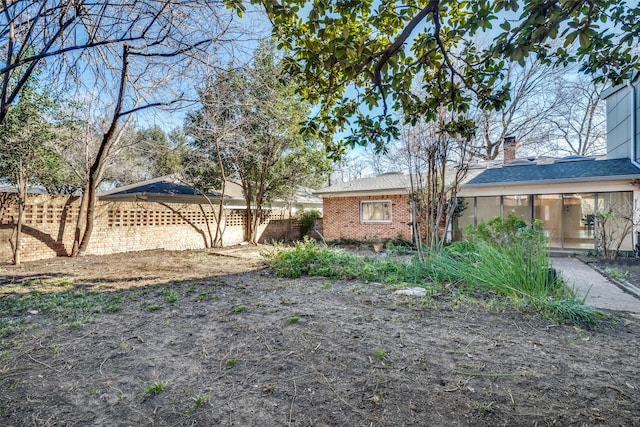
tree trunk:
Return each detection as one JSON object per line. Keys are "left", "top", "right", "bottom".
{"left": 72, "top": 44, "right": 130, "bottom": 257}
{"left": 251, "top": 205, "right": 260, "bottom": 244}
{"left": 75, "top": 173, "right": 99, "bottom": 256}
{"left": 212, "top": 141, "right": 228, "bottom": 247}
{"left": 71, "top": 189, "right": 89, "bottom": 256}
{"left": 244, "top": 203, "right": 253, "bottom": 243}
{"left": 213, "top": 186, "right": 226, "bottom": 247}
{"left": 12, "top": 176, "right": 27, "bottom": 265}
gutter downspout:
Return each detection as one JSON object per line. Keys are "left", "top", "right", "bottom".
{"left": 629, "top": 75, "right": 639, "bottom": 167}
{"left": 628, "top": 73, "right": 639, "bottom": 254}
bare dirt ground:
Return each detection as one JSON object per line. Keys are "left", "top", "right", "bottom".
{"left": 1, "top": 247, "right": 640, "bottom": 426}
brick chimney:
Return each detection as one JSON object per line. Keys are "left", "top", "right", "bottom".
{"left": 503, "top": 136, "right": 516, "bottom": 163}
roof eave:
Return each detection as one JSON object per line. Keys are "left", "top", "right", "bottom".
{"left": 315, "top": 187, "right": 411, "bottom": 197}
{"left": 602, "top": 70, "right": 640, "bottom": 99}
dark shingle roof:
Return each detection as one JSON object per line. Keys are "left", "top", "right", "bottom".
{"left": 105, "top": 180, "right": 222, "bottom": 197}
{"left": 465, "top": 158, "right": 640, "bottom": 186}
{"left": 99, "top": 176, "right": 225, "bottom": 199}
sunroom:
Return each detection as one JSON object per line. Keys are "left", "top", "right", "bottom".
{"left": 457, "top": 157, "right": 640, "bottom": 252}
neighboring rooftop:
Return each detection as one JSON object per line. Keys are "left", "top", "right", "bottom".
{"left": 315, "top": 173, "right": 411, "bottom": 195}
{"left": 98, "top": 175, "right": 322, "bottom": 208}
{"left": 99, "top": 176, "right": 227, "bottom": 199}
{"left": 465, "top": 158, "right": 640, "bottom": 186}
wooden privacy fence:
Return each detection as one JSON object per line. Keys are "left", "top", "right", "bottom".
{"left": 0, "top": 193, "right": 302, "bottom": 263}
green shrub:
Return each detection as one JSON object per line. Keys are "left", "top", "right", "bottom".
{"left": 266, "top": 238, "right": 426, "bottom": 284}
{"left": 298, "top": 209, "right": 322, "bottom": 236}
{"left": 461, "top": 213, "right": 553, "bottom": 299}
{"left": 468, "top": 212, "right": 543, "bottom": 247}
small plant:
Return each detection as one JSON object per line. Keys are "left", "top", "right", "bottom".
{"left": 533, "top": 297, "right": 602, "bottom": 325}
{"left": 196, "top": 292, "right": 208, "bottom": 302}
{"left": 233, "top": 305, "right": 247, "bottom": 313}
{"left": 321, "top": 282, "right": 332, "bottom": 290}
{"left": 475, "top": 401, "right": 495, "bottom": 417}
{"left": 144, "top": 382, "right": 167, "bottom": 396}
{"left": 584, "top": 249, "right": 602, "bottom": 257}
{"left": 604, "top": 267, "right": 629, "bottom": 280}
{"left": 350, "top": 285, "right": 366, "bottom": 295}
{"left": 0, "top": 319, "right": 24, "bottom": 338}
{"left": 226, "top": 358, "right": 237, "bottom": 367}
{"left": 287, "top": 316, "right": 300, "bottom": 324}
{"left": 374, "top": 349, "right": 386, "bottom": 359}
{"left": 146, "top": 304, "right": 162, "bottom": 312}
{"left": 106, "top": 296, "right": 123, "bottom": 313}
{"left": 193, "top": 394, "right": 210, "bottom": 407}
{"left": 50, "top": 277, "right": 75, "bottom": 287}
{"left": 106, "top": 303, "right": 122, "bottom": 313}
{"left": 67, "top": 319, "right": 84, "bottom": 329}
{"left": 163, "top": 290, "right": 178, "bottom": 304}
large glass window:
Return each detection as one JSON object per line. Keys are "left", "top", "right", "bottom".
{"left": 503, "top": 195, "right": 530, "bottom": 221}
{"left": 454, "top": 197, "right": 475, "bottom": 240}
{"left": 461, "top": 192, "right": 633, "bottom": 252}
{"left": 534, "top": 195, "right": 562, "bottom": 247}
{"left": 597, "top": 192, "right": 633, "bottom": 251}
{"left": 360, "top": 201, "right": 392, "bottom": 223}
{"left": 562, "top": 193, "right": 596, "bottom": 250}
{"left": 476, "top": 196, "right": 501, "bottom": 224}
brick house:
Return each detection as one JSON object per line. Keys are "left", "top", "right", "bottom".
{"left": 318, "top": 73, "right": 640, "bottom": 252}
{"left": 315, "top": 173, "right": 413, "bottom": 241}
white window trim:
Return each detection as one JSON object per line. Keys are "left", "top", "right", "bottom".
{"left": 360, "top": 200, "right": 393, "bottom": 223}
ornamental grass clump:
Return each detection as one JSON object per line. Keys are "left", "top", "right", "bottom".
{"left": 462, "top": 213, "right": 555, "bottom": 300}
{"left": 457, "top": 213, "right": 601, "bottom": 324}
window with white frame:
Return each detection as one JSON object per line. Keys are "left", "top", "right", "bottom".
{"left": 360, "top": 201, "right": 392, "bottom": 223}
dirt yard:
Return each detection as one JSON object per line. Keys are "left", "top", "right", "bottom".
{"left": 1, "top": 247, "right": 639, "bottom": 426}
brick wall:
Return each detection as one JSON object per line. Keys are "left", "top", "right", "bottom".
{"left": 0, "top": 194, "right": 301, "bottom": 263}
{"left": 322, "top": 194, "right": 412, "bottom": 241}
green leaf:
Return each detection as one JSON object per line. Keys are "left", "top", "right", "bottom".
{"left": 564, "top": 31, "right": 577, "bottom": 47}
{"left": 579, "top": 32, "right": 591, "bottom": 49}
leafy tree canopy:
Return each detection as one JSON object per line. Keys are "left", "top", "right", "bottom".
{"left": 0, "top": 80, "right": 61, "bottom": 189}
{"left": 136, "top": 125, "right": 187, "bottom": 178}
{"left": 226, "top": 0, "right": 639, "bottom": 156}
{"left": 186, "top": 40, "right": 331, "bottom": 242}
